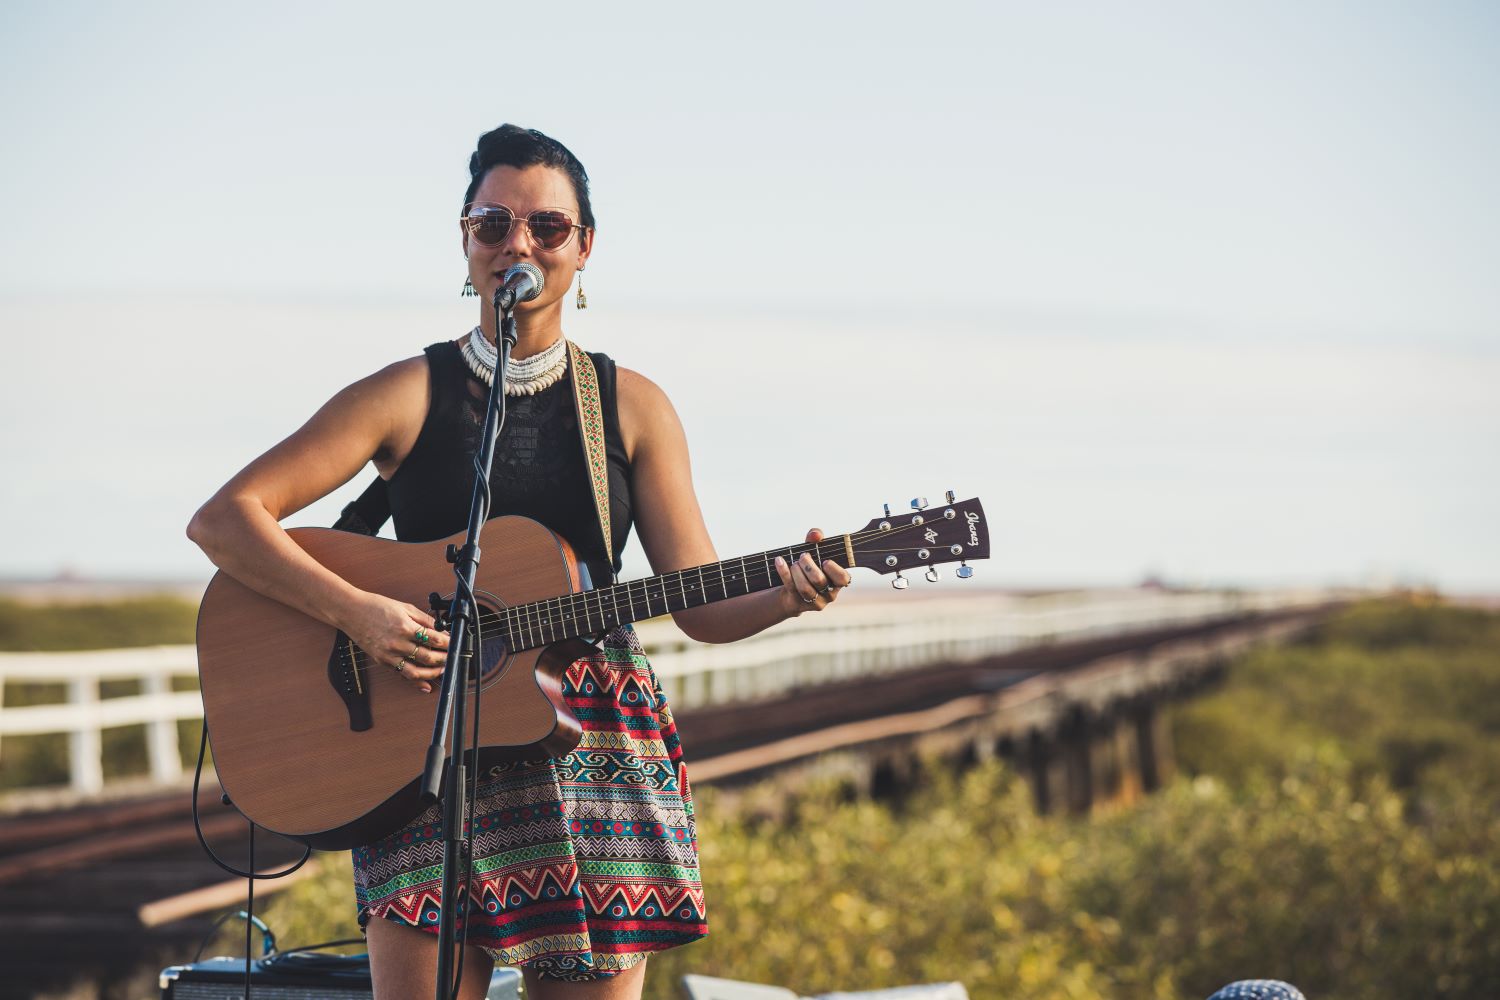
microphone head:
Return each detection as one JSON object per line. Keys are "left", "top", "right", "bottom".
{"left": 502, "top": 262, "right": 545, "bottom": 302}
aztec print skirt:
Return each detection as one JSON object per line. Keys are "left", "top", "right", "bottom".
{"left": 352, "top": 625, "right": 707, "bottom": 981}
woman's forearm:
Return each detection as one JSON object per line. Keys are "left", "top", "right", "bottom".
{"left": 669, "top": 587, "right": 797, "bottom": 644}
{"left": 187, "top": 496, "right": 367, "bottom": 628}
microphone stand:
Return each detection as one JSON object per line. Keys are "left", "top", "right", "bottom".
{"left": 424, "top": 290, "right": 516, "bottom": 1000}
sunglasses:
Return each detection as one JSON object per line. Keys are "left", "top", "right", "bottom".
{"left": 461, "top": 203, "right": 586, "bottom": 252}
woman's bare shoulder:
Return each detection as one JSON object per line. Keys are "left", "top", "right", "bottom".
{"left": 616, "top": 364, "right": 668, "bottom": 404}
{"left": 614, "top": 365, "right": 684, "bottom": 459}
{"left": 347, "top": 354, "right": 436, "bottom": 472}
{"left": 312, "top": 354, "right": 430, "bottom": 433}
{"left": 345, "top": 354, "right": 430, "bottom": 402}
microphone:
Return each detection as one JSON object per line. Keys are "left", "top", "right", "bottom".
{"left": 493, "top": 262, "right": 545, "bottom": 311}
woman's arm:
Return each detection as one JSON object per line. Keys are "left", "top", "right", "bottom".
{"left": 616, "top": 367, "right": 851, "bottom": 644}
{"left": 186, "top": 358, "right": 451, "bottom": 690}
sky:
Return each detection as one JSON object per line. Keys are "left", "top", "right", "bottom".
{"left": 1, "top": 1, "right": 1497, "bottom": 592}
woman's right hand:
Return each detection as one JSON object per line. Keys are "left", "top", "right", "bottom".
{"left": 342, "top": 592, "right": 451, "bottom": 694}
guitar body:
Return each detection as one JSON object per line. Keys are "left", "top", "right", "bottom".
{"left": 196, "top": 517, "right": 590, "bottom": 850}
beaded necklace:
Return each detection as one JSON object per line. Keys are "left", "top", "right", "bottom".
{"left": 460, "top": 327, "right": 570, "bottom": 396}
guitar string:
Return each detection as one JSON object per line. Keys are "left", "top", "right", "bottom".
{"left": 400, "top": 515, "right": 965, "bottom": 640}
{"left": 344, "top": 544, "right": 924, "bottom": 675}
{"left": 427, "top": 513, "right": 964, "bottom": 637}
{"left": 492, "top": 512, "right": 977, "bottom": 636}
{"left": 348, "top": 529, "right": 980, "bottom": 673}
{"left": 493, "top": 513, "right": 972, "bottom": 633}
{"left": 347, "top": 513, "right": 982, "bottom": 672}
{"left": 354, "top": 513, "right": 983, "bottom": 668}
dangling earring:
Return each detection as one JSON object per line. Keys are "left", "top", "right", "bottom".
{"left": 575, "top": 268, "right": 588, "bottom": 310}
{"left": 461, "top": 276, "right": 476, "bottom": 298}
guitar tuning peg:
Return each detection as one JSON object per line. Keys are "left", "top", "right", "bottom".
{"left": 945, "top": 490, "right": 956, "bottom": 504}
{"left": 910, "top": 497, "right": 928, "bottom": 510}
{"left": 883, "top": 503, "right": 891, "bottom": 518}
{"left": 892, "top": 572, "right": 910, "bottom": 590}
{"left": 925, "top": 566, "right": 940, "bottom": 583}
{"left": 956, "top": 561, "right": 974, "bottom": 580}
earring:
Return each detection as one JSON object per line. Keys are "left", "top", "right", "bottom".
{"left": 461, "top": 276, "right": 476, "bottom": 298}
{"left": 575, "top": 269, "right": 588, "bottom": 310}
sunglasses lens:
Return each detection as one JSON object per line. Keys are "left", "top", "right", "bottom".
{"left": 467, "top": 207, "right": 513, "bottom": 246}
{"left": 527, "top": 211, "right": 574, "bottom": 250}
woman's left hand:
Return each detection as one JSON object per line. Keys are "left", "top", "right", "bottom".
{"left": 774, "top": 528, "right": 854, "bottom": 618}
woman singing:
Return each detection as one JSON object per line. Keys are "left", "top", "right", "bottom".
{"left": 187, "top": 124, "right": 851, "bottom": 999}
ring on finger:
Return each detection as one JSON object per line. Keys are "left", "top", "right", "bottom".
{"left": 408, "top": 644, "right": 422, "bottom": 662}
{"left": 801, "top": 594, "right": 818, "bottom": 605}
{"left": 414, "top": 627, "right": 430, "bottom": 646}
{"left": 817, "top": 586, "right": 832, "bottom": 597}
{"left": 394, "top": 658, "right": 409, "bottom": 674}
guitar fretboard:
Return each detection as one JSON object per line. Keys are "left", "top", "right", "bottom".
{"left": 493, "top": 538, "right": 851, "bottom": 651}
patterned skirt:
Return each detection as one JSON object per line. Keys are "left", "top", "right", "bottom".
{"left": 352, "top": 625, "right": 707, "bottom": 980}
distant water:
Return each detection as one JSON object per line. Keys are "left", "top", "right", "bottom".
{"left": 1, "top": 295, "right": 1496, "bottom": 592}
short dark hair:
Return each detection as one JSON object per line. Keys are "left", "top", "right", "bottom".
{"left": 463, "top": 124, "right": 595, "bottom": 229}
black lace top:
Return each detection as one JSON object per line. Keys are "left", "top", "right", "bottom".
{"left": 386, "top": 341, "right": 633, "bottom": 583}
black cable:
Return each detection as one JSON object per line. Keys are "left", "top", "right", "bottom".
{"left": 445, "top": 610, "right": 484, "bottom": 1000}
{"left": 192, "top": 909, "right": 276, "bottom": 962}
{"left": 446, "top": 581, "right": 479, "bottom": 1000}
{"left": 447, "top": 305, "right": 510, "bottom": 1000}
{"left": 460, "top": 613, "right": 489, "bottom": 1000}
{"left": 263, "top": 938, "right": 369, "bottom": 976}
{"left": 245, "top": 822, "right": 254, "bottom": 999}
{"left": 452, "top": 428, "right": 491, "bottom": 998}
{"left": 267, "top": 936, "right": 366, "bottom": 958}
{"left": 190, "top": 722, "right": 311, "bottom": 1000}
{"left": 191, "top": 723, "right": 312, "bottom": 880}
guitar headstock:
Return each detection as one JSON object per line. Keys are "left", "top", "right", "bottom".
{"left": 847, "top": 493, "right": 990, "bottom": 588}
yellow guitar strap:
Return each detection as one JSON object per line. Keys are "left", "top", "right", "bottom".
{"left": 567, "top": 340, "right": 614, "bottom": 581}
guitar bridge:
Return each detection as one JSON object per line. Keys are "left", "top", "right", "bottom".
{"left": 327, "top": 631, "right": 373, "bottom": 732}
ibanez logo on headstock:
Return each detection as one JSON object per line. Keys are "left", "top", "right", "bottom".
{"left": 849, "top": 491, "right": 989, "bottom": 588}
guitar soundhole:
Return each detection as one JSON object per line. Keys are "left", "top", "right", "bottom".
{"left": 467, "top": 592, "right": 511, "bottom": 689}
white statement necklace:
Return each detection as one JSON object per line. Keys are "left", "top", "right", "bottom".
{"left": 461, "top": 327, "right": 569, "bottom": 396}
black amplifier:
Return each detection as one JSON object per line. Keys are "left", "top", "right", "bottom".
{"left": 159, "top": 955, "right": 523, "bottom": 999}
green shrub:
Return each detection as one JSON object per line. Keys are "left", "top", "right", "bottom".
{"left": 1175, "top": 600, "right": 1500, "bottom": 807}
{"left": 0, "top": 595, "right": 198, "bottom": 652}
{"left": 1063, "top": 756, "right": 1500, "bottom": 999}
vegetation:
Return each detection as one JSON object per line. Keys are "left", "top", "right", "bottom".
{"left": 0, "top": 595, "right": 199, "bottom": 652}
{"left": 1174, "top": 599, "right": 1500, "bottom": 809}
{"left": 162, "top": 600, "right": 1500, "bottom": 997}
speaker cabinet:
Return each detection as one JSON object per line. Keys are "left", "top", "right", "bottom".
{"left": 159, "top": 955, "right": 523, "bottom": 999}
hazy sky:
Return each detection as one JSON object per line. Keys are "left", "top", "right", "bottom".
{"left": 1, "top": 2, "right": 1497, "bottom": 591}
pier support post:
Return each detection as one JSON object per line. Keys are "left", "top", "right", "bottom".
{"left": 1135, "top": 700, "right": 1174, "bottom": 792}
{"left": 1062, "top": 710, "right": 1092, "bottom": 815}
{"left": 1024, "top": 731, "right": 1050, "bottom": 814}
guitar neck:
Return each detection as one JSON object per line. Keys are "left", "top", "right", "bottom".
{"left": 496, "top": 536, "right": 852, "bottom": 652}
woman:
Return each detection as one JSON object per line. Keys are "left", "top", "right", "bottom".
{"left": 187, "top": 124, "right": 851, "bottom": 999}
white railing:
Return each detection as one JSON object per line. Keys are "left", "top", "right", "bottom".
{"left": 0, "top": 645, "right": 202, "bottom": 795}
{"left": 639, "top": 585, "right": 1341, "bottom": 709}
{"left": 0, "top": 587, "right": 1348, "bottom": 799}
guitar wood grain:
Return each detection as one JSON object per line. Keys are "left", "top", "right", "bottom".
{"left": 196, "top": 516, "right": 585, "bottom": 847}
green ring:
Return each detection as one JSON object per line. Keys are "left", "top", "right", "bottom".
{"left": 415, "top": 627, "right": 430, "bottom": 645}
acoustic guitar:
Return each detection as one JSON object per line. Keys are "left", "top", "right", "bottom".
{"left": 196, "top": 495, "right": 990, "bottom": 849}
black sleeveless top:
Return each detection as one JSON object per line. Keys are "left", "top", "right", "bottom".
{"left": 386, "top": 342, "right": 633, "bottom": 584}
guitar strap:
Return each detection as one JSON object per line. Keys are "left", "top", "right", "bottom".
{"left": 332, "top": 471, "right": 390, "bottom": 536}
{"left": 566, "top": 340, "right": 615, "bottom": 583}
{"left": 334, "top": 342, "right": 617, "bottom": 586}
